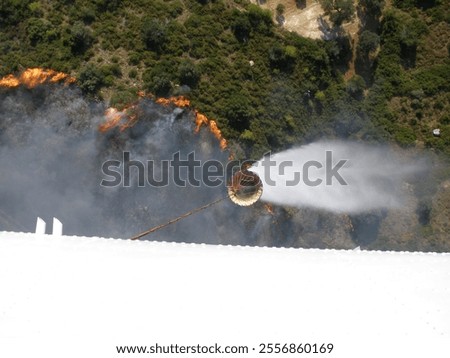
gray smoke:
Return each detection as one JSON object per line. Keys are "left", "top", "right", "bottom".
{"left": 0, "top": 85, "right": 239, "bottom": 242}
{"left": 251, "top": 141, "right": 425, "bottom": 213}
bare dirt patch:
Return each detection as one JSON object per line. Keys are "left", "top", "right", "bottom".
{"left": 251, "top": 0, "right": 359, "bottom": 40}
{"left": 251, "top": 1, "right": 361, "bottom": 79}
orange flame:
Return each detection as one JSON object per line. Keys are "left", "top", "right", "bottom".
{"left": 156, "top": 95, "right": 191, "bottom": 108}
{"left": 208, "top": 120, "right": 227, "bottom": 150}
{"left": 194, "top": 111, "right": 209, "bottom": 130}
{"left": 98, "top": 106, "right": 138, "bottom": 133}
{"left": 98, "top": 108, "right": 123, "bottom": 132}
{"left": 0, "top": 68, "right": 75, "bottom": 89}
{"left": 194, "top": 111, "right": 227, "bottom": 150}
{"left": 154, "top": 96, "right": 227, "bottom": 149}
{"left": 100, "top": 94, "right": 228, "bottom": 150}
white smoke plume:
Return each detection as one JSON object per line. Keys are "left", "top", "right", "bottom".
{"left": 251, "top": 141, "right": 425, "bottom": 213}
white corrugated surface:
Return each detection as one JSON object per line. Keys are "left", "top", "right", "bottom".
{"left": 0, "top": 231, "right": 449, "bottom": 357}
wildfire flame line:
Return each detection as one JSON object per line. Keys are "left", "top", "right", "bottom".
{"left": 155, "top": 96, "right": 191, "bottom": 108}
{"left": 98, "top": 107, "right": 138, "bottom": 133}
{"left": 100, "top": 95, "right": 228, "bottom": 150}
{"left": 0, "top": 68, "right": 227, "bottom": 150}
{"left": 0, "top": 68, "right": 75, "bottom": 89}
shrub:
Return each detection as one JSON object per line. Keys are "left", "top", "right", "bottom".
{"left": 128, "top": 52, "right": 143, "bottom": 65}
{"left": 231, "top": 11, "right": 251, "bottom": 42}
{"left": 394, "top": 125, "right": 417, "bottom": 146}
{"left": 69, "top": 21, "right": 94, "bottom": 54}
{"left": 319, "top": 0, "right": 355, "bottom": 27}
{"left": 27, "top": 18, "right": 54, "bottom": 45}
{"left": 224, "top": 94, "right": 255, "bottom": 131}
{"left": 346, "top": 75, "right": 366, "bottom": 98}
{"left": 150, "top": 74, "right": 172, "bottom": 96}
{"left": 358, "top": 31, "right": 380, "bottom": 56}
{"left": 315, "top": 91, "right": 326, "bottom": 102}
{"left": 276, "top": 4, "right": 285, "bottom": 16}
{"left": 128, "top": 68, "right": 138, "bottom": 79}
{"left": 178, "top": 60, "right": 200, "bottom": 87}
{"left": 78, "top": 65, "right": 105, "bottom": 94}
{"left": 247, "top": 4, "right": 273, "bottom": 35}
{"left": 101, "top": 63, "right": 122, "bottom": 78}
{"left": 142, "top": 18, "right": 166, "bottom": 52}
{"left": 358, "top": 0, "right": 385, "bottom": 16}
{"left": 414, "top": 64, "right": 450, "bottom": 95}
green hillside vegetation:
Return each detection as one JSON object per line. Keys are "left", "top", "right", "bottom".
{"left": 367, "top": 1, "right": 450, "bottom": 153}
{"left": 1, "top": 0, "right": 448, "bottom": 157}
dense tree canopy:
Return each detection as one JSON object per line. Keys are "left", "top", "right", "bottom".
{"left": 319, "top": 0, "right": 355, "bottom": 27}
{"left": 358, "top": 30, "right": 380, "bottom": 56}
{"left": 0, "top": 0, "right": 447, "bottom": 157}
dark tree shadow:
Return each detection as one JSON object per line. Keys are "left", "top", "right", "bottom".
{"left": 296, "top": 0, "right": 307, "bottom": 9}
{"left": 356, "top": 4, "right": 382, "bottom": 34}
{"left": 355, "top": 53, "right": 375, "bottom": 87}
{"left": 400, "top": 44, "right": 417, "bottom": 69}
{"left": 317, "top": 16, "right": 352, "bottom": 73}
{"left": 354, "top": 3, "right": 385, "bottom": 85}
